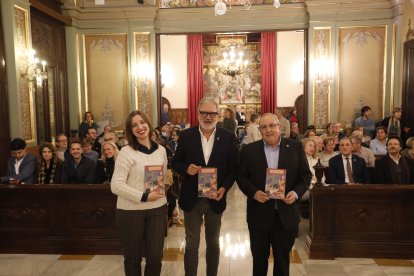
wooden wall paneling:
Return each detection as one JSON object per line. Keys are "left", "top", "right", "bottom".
{"left": 402, "top": 40, "right": 414, "bottom": 141}
{"left": 30, "top": 7, "right": 69, "bottom": 141}
{"left": 0, "top": 10, "right": 11, "bottom": 177}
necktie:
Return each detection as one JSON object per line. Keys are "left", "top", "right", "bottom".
{"left": 345, "top": 157, "right": 355, "bottom": 184}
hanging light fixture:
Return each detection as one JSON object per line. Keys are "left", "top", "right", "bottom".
{"left": 217, "top": 44, "right": 248, "bottom": 78}
{"left": 273, "top": 0, "right": 281, "bottom": 8}
{"left": 20, "top": 49, "right": 48, "bottom": 86}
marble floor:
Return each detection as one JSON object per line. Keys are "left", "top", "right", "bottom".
{"left": 1, "top": 186, "right": 414, "bottom": 276}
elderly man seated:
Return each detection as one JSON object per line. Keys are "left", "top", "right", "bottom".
{"left": 0, "top": 138, "right": 36, "bottom": 184}
{"left": 350, "top": 135, "right": 375, "bottom": 168}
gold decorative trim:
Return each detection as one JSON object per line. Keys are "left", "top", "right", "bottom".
{"left": 313, "top": 28, "right": 331, "bottom": 129}
{"left": 14, "top": 5, "right": 35, "bottom": 143}
{"left": 135, "top": 32, "right": 152, "bottom": 121}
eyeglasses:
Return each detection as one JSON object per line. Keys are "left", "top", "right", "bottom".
{"left": 259, "top": 124, "right": 279, "bottom": 130}
{"left": 199, "top": 111, "right": 218, "bottom": 119}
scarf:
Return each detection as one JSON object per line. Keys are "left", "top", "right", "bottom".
{"left": 38, "top": 158, "right": 57, "bottom": 184}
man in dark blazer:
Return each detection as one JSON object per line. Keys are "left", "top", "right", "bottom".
{"left": 0, "top": 138, "right": 36, "bottom": 184}
{"left": 374, "top": 136, "right": 414, "bottom": 184}
{"left": 171, "top": 97, "right": 237, "bottom": 276}
{"left": 235, "top": 106, "right": 246, "bottom": 126}
{"left": 327, "top": 137, "right": 370, "bottom": 184}
{"left": 61, "top": 140, "right": 96, "bottom": 184}
{"left": 237, "top": 113, "right": 311, "bottom": 276}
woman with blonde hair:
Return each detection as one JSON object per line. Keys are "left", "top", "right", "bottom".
{"left": 95, "top": 141, "right": 119, "bottom": 183}
{"left": 36, "top": 142, "right": 62, "bottom": 184}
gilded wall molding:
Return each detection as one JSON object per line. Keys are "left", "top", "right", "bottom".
{"left": 313, "top": 28, "right": 331, "bottom": 129}
{"left": 135, "top": 33, "right": 152, "bottom": 120}
{"left": 14, "top": 5, "right": 35, "bottom": 142}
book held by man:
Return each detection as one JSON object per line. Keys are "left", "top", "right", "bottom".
{"left": 198, "top": 167, "right": 217, "bottom": 198}
{"left": 144, "top": 165, "right": 164, "bottom": 193}
{"left": 265, "top": 168, "right": 286, "bottom": 199}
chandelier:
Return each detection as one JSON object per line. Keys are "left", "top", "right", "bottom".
{"left": 20, "top": 49, "right": 48, "bottom": 86}
{"left": 217, "top": 45, "right": 248, "bottom": 77}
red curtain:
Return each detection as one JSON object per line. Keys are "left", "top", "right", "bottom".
{"left": 261, "top": 32, "right": 277, "bottom": 114}
{"left": 187, "top": 35, "right": 204, "bottom": 126}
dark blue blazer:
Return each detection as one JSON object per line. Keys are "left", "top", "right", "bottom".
{"left": 327, "top": 154, "right": 370, "bottom": 184}
{"left": 237, "top": 138, "right": 312, "bottom": 230}
{"left": 171, "top": 126, "right": 238, "bottom": 214}
{"left": 3, "top": 153, "right": 37, "bottom": 184}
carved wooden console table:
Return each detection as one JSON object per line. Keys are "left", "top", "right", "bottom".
{"left": 306, "top": 184, "right": 414, "bottom": 259}
{"left": 0, "top": 184, "right": 121, "bottom": 254}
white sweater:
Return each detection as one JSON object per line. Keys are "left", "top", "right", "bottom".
{"left": 111, "top": 145, "right": 168, "bottom": 210}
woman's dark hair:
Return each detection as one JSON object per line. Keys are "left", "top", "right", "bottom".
{"left": 376, "top": 126, "right": 387, "bottom": 134}
{"left": 38, "top": 142, "right": 57, "bottom": 158}
{"left": 125, "top": 110, "right": 154, "bottom": 150}
{"left": 83, "top": 111, "right": 94, "bottom": 121}
{"left": 250, "top": 114, "right": 259, "bottom": 123}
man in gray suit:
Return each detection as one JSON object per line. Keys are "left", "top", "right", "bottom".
{"left": 0, "top": 138, "right": 36, "bottom": 184}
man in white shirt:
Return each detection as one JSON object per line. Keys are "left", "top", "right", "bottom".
{"left": 0, "top": 138, "right": 36, "bottom": 184}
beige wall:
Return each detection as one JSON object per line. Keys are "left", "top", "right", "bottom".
{"left": 160, "top": 35, "right": 188, "bottom": 108}
{"left": 277, "top": 31, "right": 305, "bottom": 107}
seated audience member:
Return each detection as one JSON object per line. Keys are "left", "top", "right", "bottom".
{"left": 320, "top": 122, "right": 333, "bottom": 139}
{"left": 380, "top": 107, "right": 410, "bottom": 138}
{"left": 161, "top": 103, "right": 171, "bottom": 126}
{"left": 350, "top": 135, "right": 375, "bottom": 167}
{"left": 103, "top": 131, "right": 122, "bottom": 150}
{"left": 275, "top": 108, "right": 290, "bottom": 138}
{"left": 81, "top": 138, "right": 98, "bottom": 163}
{"left": 300, "top": 138, "right": 319, "bottom": 202}
{"left": 246, "top": 114, "right": 262, "bottom": 143}
{"left": 0, "top": 138, "right": 36, "bottom": 184}
{"left": 168, "top": 129, "right": 180, "bottom": 155}
{"left": 319, "top": 137, "right": 338, "bottom": 167}
{"left": 327, "top": 137, "right": 370, "bottom": 184}
{"left": 374, "top": 136, "right": 414, "bottom": 184}
{"left": 78, "top": 111, "right": 99, "bottom": 141}
{"left": 61, "top": 140, "right": 96, "bottom": 184}
{"left": 352, "top": 128, "right": 371, "bottom": 147}
{"left": 331, "top": 122, "right": 346, "bottom": 151}
{"left": 36, "top": 142, "right": 62, "bottom": 184}
{"left": 312, "top": 136, "right": 324, "bottom": 157}
{"left": 98, "top": 124, "right": 112, "bottom": 144}
{"left": 235, "top": 106, "right": 246, "bottom": 126}
{"left": 95, "top": 141, "right": 119, "bottom": 184}
{"left": 290, "top": 122, "right": 304, "bottom": 141}
{"left": 370, "top": 126, "right": 388, "bottom": 156}
{"left": 401, "top": 137, "right": 414, "bottom": 160}
{"left": 55, "top": 133, "right": 70, "bottom": 161}
{"left": 160, "top": 123, "right": 172, "bottom": 142}
{"left": 222, "top": 108, "right": 237, "bottom": 133}
{"left": 286, "top": 108, "right": 298, "bottom": 123}
{"left": 304, "top": 129, "right": 316, "bottom": 138}
{"left": 86, "top": 127, "right": 101, "bottom": 158}
{"left": 353, "top": 106, "right": 376, "bottom": 139}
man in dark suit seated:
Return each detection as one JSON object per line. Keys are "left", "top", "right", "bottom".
{"left": 61, "top": 139, "right": 96, "bottom": 184}
{"left": 328, "top": 137, "right": 370, "bottom": 184}
{"left": 171, "top": 97, "right": 237, "bottom": 276}
{"left": 237, "top": 113, "right": 311, "bottom": 276}
{"left": 374, "top": 135, "right": 414, "bottom": 184}
{"left": 0, "top": 138, "right": 36, "bottom": 184}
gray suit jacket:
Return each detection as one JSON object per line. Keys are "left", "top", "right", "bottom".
{"left": 1, "top": 153, "right": 37, "bottom": 184}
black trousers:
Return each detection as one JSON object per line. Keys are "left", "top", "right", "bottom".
{"left": 249, "top": 210, "right": 297, "bottom": 276}
{"left": 116, "top": 205, "right": 167, "bottom": 276}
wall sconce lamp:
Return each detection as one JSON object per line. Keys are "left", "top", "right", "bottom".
{"left": 314, "top": 58, "right": 333, "bottom": 88}
{"left": 20, "top": 49, "right": 47, "bottom": 87}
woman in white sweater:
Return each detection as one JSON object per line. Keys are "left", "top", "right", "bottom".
{"left": 111, "top": 110, "right": 168, "bottom": 276}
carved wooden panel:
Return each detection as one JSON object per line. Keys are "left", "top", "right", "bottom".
{"left": 0, "top": 9, "right": 11, "bottom": 176}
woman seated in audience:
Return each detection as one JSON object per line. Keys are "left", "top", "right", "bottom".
{"left": 104, "top": 131, "right": 122, "bottom": 150}
{"left": 320, "top": 122, "right": 333, "bottom": 138}
{"left": 78, "top": 111, "right": 99, "bottom": 141}
{"left": 354, "top": 125, "right": 371, "bottom": 145}
{"left": 36, "top": 142, "right": 62, "bottom": 184}
{"left": 95, "top": 141, "right": 119, "bottom": 184}
{"left": 401, "top": 137, "right": 414, "bottom": 160}
{"left": 370, "top": 126, "right": 388, "bottom": 156}
{"left": 304, "top": 129, "right": 316, "bottom": 138}
{"left": 319, "top": 137, "right": 338, "bottom": 167}
{"left": 300, "top": 138, "right": 319, "bottom": 203}
{"left": 246, "top": 113, "right": 262, "bottom": 143}
{"left": 222, "top": 108, "right": 236, "bottom": 133}
{"left": 81, "top": 137, "right": 98, "bottom": 163}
